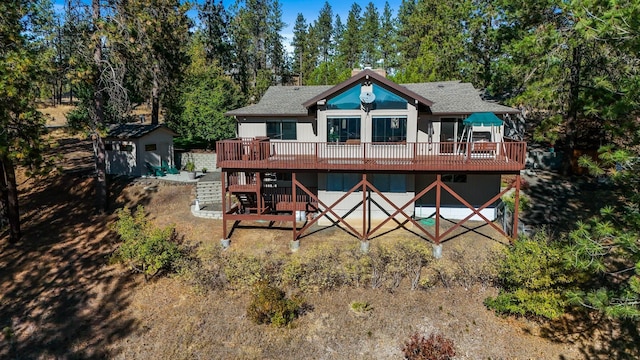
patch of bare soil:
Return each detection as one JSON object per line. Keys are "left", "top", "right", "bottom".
{"left": 1, "top": 134, "right": 637, "bottom": 359}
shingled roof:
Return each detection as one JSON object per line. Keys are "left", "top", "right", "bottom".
{"left": 226, "top": 79, "right": 518, "bottom": 117}
{"left": 403, "top": 81, "right": 518, "bottom": 115}
{"left": 226, "top": 85, "right": 333, "bottom": 117}
{"left": 106, "top": 124, "right": 177, "bottom": 139}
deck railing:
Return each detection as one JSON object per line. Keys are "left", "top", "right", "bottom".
{"left": 217, "top": 139, "right": 526, "bottom": 172}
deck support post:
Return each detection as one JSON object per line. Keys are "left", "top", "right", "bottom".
{"left": 292, "top": 172, "right": 297, "bottom": 242}
{"left": 512, "top": 174, "right": 521, "bottom": 242}
{"left": 435, "top": 174, "right": 442, "bottom": 245}
{"left": 256, "top": 171, "right": 262, "bottom": 214}
{"left": 221, "top": 171, "right": 230, "bottom": 247}
{"left": 362, "top": 173, "right": 367, "bottom": 242}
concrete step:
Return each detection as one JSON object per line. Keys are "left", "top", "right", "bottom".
{"left": 197, "top": 181, "right": 222, "bottom": 204}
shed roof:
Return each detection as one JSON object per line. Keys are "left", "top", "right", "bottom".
{"left": 106, "top": 124, "right": 177, "bottom": 139}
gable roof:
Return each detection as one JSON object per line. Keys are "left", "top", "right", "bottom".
{"left": 302, "top": 68, "right": 434, "bottom": 108}
{"left": 226, "top": 85, "right": 333, "bottom": 117}
{"left": 227, "top": 75, "right": 518, "bottom": 117}
{"left": 106, "top": 124, "right": 177, "bottom": 139}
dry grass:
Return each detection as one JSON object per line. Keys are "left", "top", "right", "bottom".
{"left": 3, "top": 133, "right": 635, "bottom": 359}
{"left": 38, "top": 103, "right": 155, "bottom": 128}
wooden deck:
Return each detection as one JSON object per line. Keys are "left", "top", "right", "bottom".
{"left": 217, "top": 140, "right": 526, "bottom": 172}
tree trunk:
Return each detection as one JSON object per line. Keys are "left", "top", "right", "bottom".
{"left": 0, "top": 155, "right": 21, "bottom": 243}
{"left": 562, "top": 45, "right": 582, "bottom": 175}
{"left": 151, "top": 63, "right": 160, "bottom": 125}
{"left": 93, "top": 0, "right": 108, "bottom": 213}
{"left": 58, "top": 79, "right": 63, "bottom": 105}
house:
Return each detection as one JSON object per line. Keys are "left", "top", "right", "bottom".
{"left": 218, "top": 69, "right": 526, "bottom": 250}
{"left": 105, "top": 123, "right": 177, "bottom": 176}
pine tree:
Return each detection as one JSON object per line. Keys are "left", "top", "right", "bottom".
{"left": 379, "top": 2, "right": 397, "bottom": 73}
{"left": 339, "top": 3, "right": 362, "bottom": 70}
{"left": 117, "top": 0, "right": 192, "bottom": 125}
{"left": 361, "top": 2, "right": 380, "bottom": 67}
{"left": 199, "top": 0, "right": 233, "bottom": 70}
{"left": 0, "top": 0, "right": 53, "bottom": 242}
{"left": 291, "top": 13, "right": 308, "bottom": 85}
{"left": 315, "top": 1, "right": 334, "bottom": 64}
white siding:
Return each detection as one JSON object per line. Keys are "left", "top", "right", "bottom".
{"left": 238, "top": 122, "right": 266, "bottom": 138}
{"left": 414, "top": 173, "right": 502, "bottom": 220}
{"left": 106, "top": 140, "right": 137, "bottom": 175}
{"left": 316, "top": 173, "right": 415, "bottom": 227}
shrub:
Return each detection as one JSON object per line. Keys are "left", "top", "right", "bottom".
{"left": 176, "top": 243, "right": 227, "bottom": 293}
{"left": 397, "top": 241, "right": 433, "bottom": 290}
{"left": 342, "top": 245, "right": 372, "bottom": 287}
{"left": 246, "top": 281, "right": 303, "bottom": 328}
{"left": 484, "top": 233, "right": 575, "bottom": 319}
{"left": 281, "top": 245, "right": 345, "bottom": 292}
{"left": 401, "top": 332, "right": 456, "bottom": 360}
{"left": 484, "top": 289, "right": 566, "bottom": 319}
{"left": 111, "top": 206, "right": 184, "bottom": 281}
{"left": 349, "top": 301, "right": 373, "bottom": 315}
{"left": 501, "top": 191, "right": 530, "bottom": 213}
{"left": 223, "top": 252, "right": 283, "bottom": 289}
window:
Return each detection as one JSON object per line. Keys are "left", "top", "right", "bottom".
{"left": 372, "top": 84, "right": 407, "bottom": 109}
{"left": 371, "top": 174, "right": 406, "bottom": 192}
{"left": 267, "top": 120, "right": 297, "bottom": 140}
{"left": 327, "top": 86, "right": 361, "bottom": 110}
{"left": 440, "top": 118, "right": 464, "bottom": 142}
{"left": 372, "top": 116, "right": 407, "bottom": 143}
{"left": 145, "top": 144, "right": 157, "bottom": 151}
{"left": 327, "top": 117, "right": 361, "bottom": 143}
{"left": 327, "top": 173, "right": 361, "bottom": 191}
{"left": 120, "top": 144, "right": 133, "bottom": 152}
{"left": 442, "top": 174, "right": 467, "bottom": 183}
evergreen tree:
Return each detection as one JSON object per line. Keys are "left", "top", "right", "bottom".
{"left": 166, "top": 35, "right": 244, "bottom": 146}
{"left": 291, "top": 13, "right": 308, "bottom": 85}
{"left": 396, "top": 0, "right": 417, "bottom": 62}
{"left": 116, "top": 0, "right": 192, "bottom": 125}
{"left": 339, "top": 3, "right": 362, "bottom": 70}
{"left": 334, "top": 14, "right": 344, "bottom": 45}
{"left": 266, "top": 0, "right": 285, "bottom": 84}
{"left": 0, "top": 0, "right": 53, "bottom": 242}
{"left": 303, "top": 19, "right": 321, "bottom": 84}
{"left": 464, "top": 0, "right": 503, "bottom": 90}
{"left": 229, "top": 0, "right": 285, "bottom": 100}
{"left": 315, "top": 1, "right": 334, "bottom": 64}
{"left": 393, "top": 1, "right": 470, "bottom": 83}
{"left": 361, "top": 2, "right": 380, "bottom": 67}
{"left": 199, "top": 0, "right": 233, "bottom": 71}
{"left": 379, "top": 2, "right": 398, "bottom": 73}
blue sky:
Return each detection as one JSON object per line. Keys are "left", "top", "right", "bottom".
{"left": 52, "top": 0, "right": 403, "bottom": 52}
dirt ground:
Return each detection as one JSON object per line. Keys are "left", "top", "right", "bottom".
{"left": 1, "top": 131, "right": 639, "bottom": 359}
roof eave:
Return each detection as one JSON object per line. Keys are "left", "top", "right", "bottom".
{"left": 430, "top": 109, "right": 520, "bottom": 116}
{"left": 302, "top": 69, "right": 434, "bottom": 108}
{"left": 228, "top": 112, "right": 309, "bottom": 118}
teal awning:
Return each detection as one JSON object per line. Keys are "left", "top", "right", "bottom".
{"left": 463, "top": 112, "right": 503, "bottom": 126}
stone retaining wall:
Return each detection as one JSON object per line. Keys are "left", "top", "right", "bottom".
{"left": 191, "top": 205, "right": 223, "bottom": 219}
{"left": 175, "top": 151, "right": 217, "bottom": 171}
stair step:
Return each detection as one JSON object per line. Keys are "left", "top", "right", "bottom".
{"left": 196, "top": 180, "right": 223, "bottom": 203}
